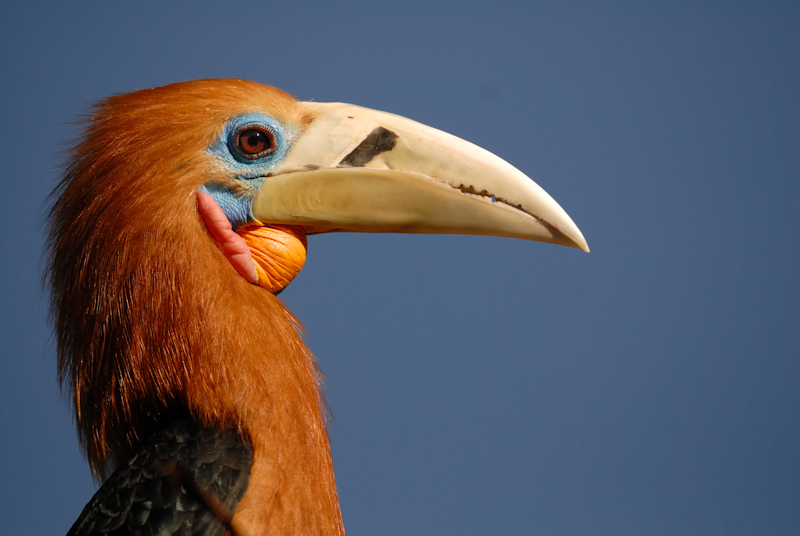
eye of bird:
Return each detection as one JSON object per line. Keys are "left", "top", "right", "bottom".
{"left": 235, "top": 126, "right": 275, "bottom": 159}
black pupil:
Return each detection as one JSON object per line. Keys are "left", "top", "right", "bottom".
{"left": 240, "top": 129, "right": 271, "bottom": 155}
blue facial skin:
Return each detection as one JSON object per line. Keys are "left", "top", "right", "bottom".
{"left": 204, "top": 113, "right": 298, "bottom": 230}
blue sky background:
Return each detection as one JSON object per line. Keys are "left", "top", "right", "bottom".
{"left": 2, "top": 2, "right": 798, "bottom": 535}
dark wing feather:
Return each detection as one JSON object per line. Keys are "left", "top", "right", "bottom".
{"left": 67, "top": 419, "right": 253, "bottom": 536}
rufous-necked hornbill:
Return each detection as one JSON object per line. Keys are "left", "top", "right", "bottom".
{"left": 47, "top": 79, "right": 588, "bottom": 536}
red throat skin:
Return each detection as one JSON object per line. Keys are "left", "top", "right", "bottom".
{"left": 197, "top": 191, "right": 259, "bottom": 283}
{"left": 197, "top": 191, "right": 308, "bottom": 294}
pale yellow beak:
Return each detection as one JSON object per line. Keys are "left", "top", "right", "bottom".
{"left": 252, "top": 102, "right": 589, "bottom": 252}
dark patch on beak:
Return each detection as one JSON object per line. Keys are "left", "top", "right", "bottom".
{"left": 338, "top": 127, "right": 398, "bottom": 167}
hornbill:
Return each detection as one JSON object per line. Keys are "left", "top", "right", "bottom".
{"left": 47, "top": 79, "right": 588, "bottom": 535}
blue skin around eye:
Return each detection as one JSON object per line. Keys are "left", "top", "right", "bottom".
{"left": 204, "top": 113, "right": 297, "bottom": 230}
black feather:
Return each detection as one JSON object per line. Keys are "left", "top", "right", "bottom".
{"left": 67, "top": 419, "right": 253, "bottom": 536}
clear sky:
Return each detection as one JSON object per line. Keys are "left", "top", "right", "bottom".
{"left": 1, "top": 2, "right": 798, "bottom": 535}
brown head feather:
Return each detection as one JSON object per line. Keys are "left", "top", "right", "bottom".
{"left": 46, "top": 79, "right": 324, "bottom": 478}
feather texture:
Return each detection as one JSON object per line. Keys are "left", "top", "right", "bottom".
{"left": 67, "top": 418, "right": 253, "bottom": 536}
{"left": 48, "top": 80, "right": 343, "bottom": 534}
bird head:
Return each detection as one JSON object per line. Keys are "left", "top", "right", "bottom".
{"left": 47, "top": 79, "right": 587, "bottom": 477}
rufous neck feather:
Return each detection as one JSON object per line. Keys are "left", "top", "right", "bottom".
{"left": 47, "top": 79, "right": 343, "bottom": 534}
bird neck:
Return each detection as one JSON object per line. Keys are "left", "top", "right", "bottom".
{"left": 183, "top": 260, "right": 344, "bottom": 535}
{"left": 212, "top": 316, "right": 344, "bottom": 535}
{"left": 233, "top": 411, "right": 344, "bottom": 535}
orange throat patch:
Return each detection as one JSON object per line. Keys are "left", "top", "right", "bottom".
{"left": 196, "top": 191, "right": 307, "bottom": 294}
{"left": 237, "top": 224, "right": 308, "bottom": 293}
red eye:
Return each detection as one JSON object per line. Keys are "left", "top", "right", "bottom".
{"left": 235, "top": 126, "right": 275, "bottom": 159}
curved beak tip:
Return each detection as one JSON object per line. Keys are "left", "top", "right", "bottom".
{"left": 564, "top": 227, "right": 590, "bottom": 253}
